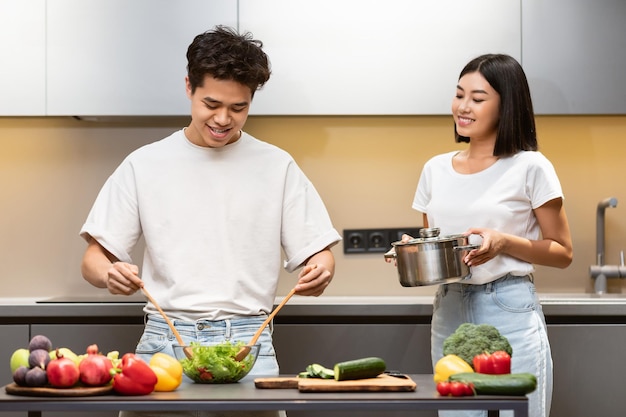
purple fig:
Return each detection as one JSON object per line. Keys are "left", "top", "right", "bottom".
{"left": 28, "top": 335, "right": 52, "bottom": 352}
{"left": 12, "top": 366, "right": 29, "bottom": 386}
{"left": 29, "top": 349, "right": 50, "bottom": 369}
{"left": 24, "top": 366, "right": 47, "bottom": 387}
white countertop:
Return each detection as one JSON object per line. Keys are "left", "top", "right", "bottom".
{"left": 1, "top": 293, "right": 626, "bottom": 306}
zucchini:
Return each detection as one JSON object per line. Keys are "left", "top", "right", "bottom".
{"left": 449, "top": 372, "right": 537, "bottom": 396}
{"left": 333, "top": 357, "right": 386, "bottom": 381}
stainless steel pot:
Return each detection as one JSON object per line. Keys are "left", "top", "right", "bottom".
{"left": 384, "top": 228, "right": 480, "bottom": 287}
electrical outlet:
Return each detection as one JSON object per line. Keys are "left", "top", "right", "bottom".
{"left": 367, "top": 230, "right": 388, "bottom": 252}
{"left": 343, "top": 227, "right": 423, "bottom": 254}
{"left": 344, "top": 230, "right": 367, "bottom": 253}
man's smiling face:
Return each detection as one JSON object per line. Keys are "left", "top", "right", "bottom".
{"left": 185, "top": 75, "right": 252, "bottom": 148}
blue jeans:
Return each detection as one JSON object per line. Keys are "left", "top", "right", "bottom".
{"left": 120, "top": 315, "right": 283, "bottom": 417}
{"left": 431, "top": 274, "right": 552, "bottom": 417}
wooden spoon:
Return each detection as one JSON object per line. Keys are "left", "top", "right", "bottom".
{"left": 141, "top": 287, "right": 193, "bottom": 359}
{"left": 234, "top": 287, "right": 297, "bottom": 362}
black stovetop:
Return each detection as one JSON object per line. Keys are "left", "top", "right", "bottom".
{"left": 36, "top": 294, "right": 146, "bottom": 303}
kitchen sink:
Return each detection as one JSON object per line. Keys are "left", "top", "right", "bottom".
{"left": 539, "top": 292, "right": 626, "bottom": 304}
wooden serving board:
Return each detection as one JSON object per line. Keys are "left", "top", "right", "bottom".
{"left": 255, "top": 374, "right": 416, "bottom": 392}
{"left": 254, "top": 376, "right": 300, "bottom": 389}
{"left": 5, "top": 383, "right": 113, "bottom": 397}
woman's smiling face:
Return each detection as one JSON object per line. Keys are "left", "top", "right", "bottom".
{"left": 185, "top": 75, "right": 252, "bottom": 148}
{"left": 452, "top": 71, "right": 501, "bottom": 142}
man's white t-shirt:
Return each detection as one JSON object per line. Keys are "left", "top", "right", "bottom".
{"left": 81, "top": 130, "right": 341, "bottom": 320}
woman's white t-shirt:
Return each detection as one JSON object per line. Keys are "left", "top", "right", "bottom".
{"left": 412, "top": 150, "right": 563, "bottom": 284}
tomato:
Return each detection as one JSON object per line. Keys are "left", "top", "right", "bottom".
{"left": 436, "top": 381, "right": 451, "bottom": 396}
{"left": 450, "top": 381, "right": 473, "bottom": 397}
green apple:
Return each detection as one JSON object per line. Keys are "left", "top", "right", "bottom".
{"left": 10, "top": 348, "right": 30, "bottom": 374}
{"left": 49, "top": 347, "right": 80, "bottom": 365}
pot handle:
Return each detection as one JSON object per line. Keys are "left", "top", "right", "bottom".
{"left": 384, "top": 248, "right": 397, "bottom": 259}
{"left": 453, "top": 244, "right": 481, "bottom": 252}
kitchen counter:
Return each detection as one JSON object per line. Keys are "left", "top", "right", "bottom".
{"left": 0, "top": 294, "right": 625, "bottom": 323}
{"left": 0, "top": 294, "right": 624, "bottom": 417}
{"left": 0, "top": 374, "right": 529, "bottom": 417}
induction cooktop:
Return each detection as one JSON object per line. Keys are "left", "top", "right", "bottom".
{"left": 36, "top": 294, "right": 146, "bottom": 303}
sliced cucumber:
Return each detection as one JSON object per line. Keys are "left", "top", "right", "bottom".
{"left": 305, "top": 363, "right": 335, "bottom": 379}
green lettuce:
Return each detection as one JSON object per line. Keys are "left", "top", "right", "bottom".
{"left": 180, "top": 341, "right": 256, "bottom": 383}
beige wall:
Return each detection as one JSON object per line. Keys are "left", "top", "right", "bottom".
{"left": 1, "top": 115, "right": 625, "bottom": 299}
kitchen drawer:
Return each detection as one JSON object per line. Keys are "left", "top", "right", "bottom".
{"left": 273, "top": 323, "right": 436, "bottom": 417}
{"left": 29, "top": 324, "right": 144, "bottom": 417}
{"left": 0, "top": 325, "right": 29, "bottom": 417}
{"left": 548, "top": 324, "right": 626, "bottom": 417}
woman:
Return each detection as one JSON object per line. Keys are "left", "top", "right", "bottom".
{"left": 411, "top": 54, "right": 572, "bottom": 417}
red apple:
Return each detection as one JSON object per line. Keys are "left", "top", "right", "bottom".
{"left": 47, "top": 349, "right": 80, "bottom": 388}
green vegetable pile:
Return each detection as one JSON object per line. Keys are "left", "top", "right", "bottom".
{"left": 442, "top": 323, "right": 513, "bottom": 367}
{"left": 179, "top": 341, "right": 256, "bottom": 383}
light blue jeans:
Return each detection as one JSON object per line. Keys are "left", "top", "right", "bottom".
{"left": 120, "top": 315, "right": 283, "bottom": 417}
{"left": 431, "top": 274, "right": 552, "bottom": 417}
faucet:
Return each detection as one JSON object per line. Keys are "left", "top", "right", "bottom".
{"left": 596, "top": 197, "right": 618, "bottom": 266}
{"left": 590, "top": 197, "right": 625, "bottom": 293}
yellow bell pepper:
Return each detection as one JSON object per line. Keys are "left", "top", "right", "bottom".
{"left": 433, "top": 354, "right": 474, "bottom": 383}
{"left": 149, "top": 352, "right": 183, "bottom": 392}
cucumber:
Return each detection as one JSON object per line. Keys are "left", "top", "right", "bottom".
{"left": 333, "top": 357, "right": 386, "bottom": 381}
{"left": 305, "top": 363, "right": 335, "bottom": 379}
{"left": 448, "top": 372, "right": 537, "bottom": 396}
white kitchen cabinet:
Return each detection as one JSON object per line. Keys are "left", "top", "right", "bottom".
{"left": 240, "top": 0, "right": 521, "bottom": 115}
{"left": 522, "top": 0, "right": 626, "bottom": 114}
{"left": 46, "top": 0, "right": 237, "bottom": 116}
{"left": 0, "top": 0, "right": 46, "bottom": 115}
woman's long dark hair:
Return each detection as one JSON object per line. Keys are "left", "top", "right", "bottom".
{"left": 455, "top": 54, "right": 538, "bottom": 156}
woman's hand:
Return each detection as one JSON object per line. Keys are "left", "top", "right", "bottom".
{"left": 462, "top": 228, "right": 505, "bottom": 266}
{"left": 464, "top": 197, "right": 573, "bottom": 269}
{"left": 384, "top": 234, "right": 413, "bottom": 264}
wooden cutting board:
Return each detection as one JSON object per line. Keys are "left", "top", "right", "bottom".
{"left": 255, "top": 374, "right": 416, "bottom": 392}
{"left": 5, "top": 383, "right": 113, "bottom": 397}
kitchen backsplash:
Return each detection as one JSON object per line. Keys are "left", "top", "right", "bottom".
{"left": 1, "top": 115, "right": 625, "bottom": 299}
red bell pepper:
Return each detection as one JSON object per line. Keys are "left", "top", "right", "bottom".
{"left": 111, "top": 353, "right": 158, "bottom": 396}
{"left": 472, "top": 350, "right": 511, "bottom": 374}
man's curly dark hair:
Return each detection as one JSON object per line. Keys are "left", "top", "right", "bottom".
{"left": 186, "top": 25, "right": 271, "bottom": 97}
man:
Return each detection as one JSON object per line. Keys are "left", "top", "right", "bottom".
{"left": 80, "top": 25, "right": 341, "bottom": 417}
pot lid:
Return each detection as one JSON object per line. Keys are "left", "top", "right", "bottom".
{"left": 395, "top": 227, "right": 465, "bottom": 245}
{"left": 419, "top": 227, "right": 440, "bottom": 238}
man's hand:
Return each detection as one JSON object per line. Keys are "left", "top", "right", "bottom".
{"left": 106, "top": 262, "right": 143, "bottom": 295}
{"left": 295, "top": 248, "right": 335, "bottom": 296}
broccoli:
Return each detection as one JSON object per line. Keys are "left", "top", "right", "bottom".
{"left": 442, "top": 323, "right": 513, "bottom": 367}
